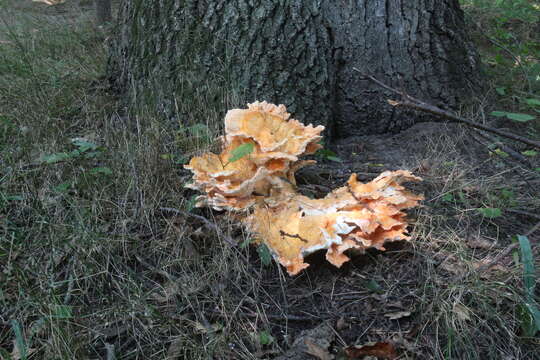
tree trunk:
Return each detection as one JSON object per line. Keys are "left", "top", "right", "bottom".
{"left": 95, "top": 0, "right": 112, "bottom": 26}
{"left": 107, "top": 0, "right": 481, "bottom": 138}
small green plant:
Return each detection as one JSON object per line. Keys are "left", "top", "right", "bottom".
{"left": 477, "top": 207, "right": 502, "bottom": 218}
{"left": 316, "top": 148, "right": 342, "bottom": 163}
{"left": 258, "top": 330, "right": 274, "bottom": 345}
{"left": 256, "top": 243, "right": 272, "bottom": 266}
{"left": 41, "top": 138, "right": 104, "bottom": 164}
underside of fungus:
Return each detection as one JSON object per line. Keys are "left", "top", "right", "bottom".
{"left": 185, "top": 101, "right": 423, "bottom": 275}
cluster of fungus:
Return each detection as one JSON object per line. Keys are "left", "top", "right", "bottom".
{"left": 185, "top": 101, "right": 423, "bottom": 275}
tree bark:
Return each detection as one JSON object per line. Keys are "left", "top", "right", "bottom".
{"left": 107, "top": 0, "right": 481, "bottom": 138}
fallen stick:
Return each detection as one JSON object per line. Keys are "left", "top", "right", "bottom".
{"left": 474, "top": 130, "right": 531, "bottom": 167}
{"left": 354, "top": 69, "right": 540, "bottom": 150}
{"left": 455, "top": 220, "right": 540, "bottom": 282}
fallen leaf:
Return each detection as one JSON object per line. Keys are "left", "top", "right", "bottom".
{"left": 345, "top": 342, "right": 398, "bottom": 359}
{"left": 472, "top": 259, "right": 508, "bottom": 276}
{"left": 150, "top": 281, "right": 180, "bottom": 303}
{"left": 439, "top": 256, "right": 466, "bottom": 275}
{"left": 166, "top": 337, "right": 184, "bottom": 360}
{"left": 193, "top": 321, "right": 223, "bottom": 334}
{"left": 304, "top": 338, "right": 333, "bottom": 360}
{"left": 336, "top": 317, "right": 348, "bottom": 330}
{"left": 467, "top": 237, "right": 495, "bottom": 249}
{"left": 453, "top": 303, "right": 471, "bottom": 322}
{"left": 384, "top": 311, "right": 411, "bottom": 320}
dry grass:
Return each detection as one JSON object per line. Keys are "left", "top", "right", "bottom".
{"left": 1, "top": 1, "right": 539, "bottom": 359}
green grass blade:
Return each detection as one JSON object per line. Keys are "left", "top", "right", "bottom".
{"left": 10, "top": 320, "right": 27, "bottom": 360}
{"left": 518, "top": 235, "right": 540, "bottom": 335}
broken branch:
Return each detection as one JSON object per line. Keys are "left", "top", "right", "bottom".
{"left": 354, "top": 69, "right": 540, "bottom": 150}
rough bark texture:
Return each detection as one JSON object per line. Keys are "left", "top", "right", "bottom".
{"left": 107, "top": 0, "right": 481, "bottom": 138}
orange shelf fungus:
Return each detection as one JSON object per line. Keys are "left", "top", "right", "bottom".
{"left": 185, "top": 101, "right": 423, "bottom": 275}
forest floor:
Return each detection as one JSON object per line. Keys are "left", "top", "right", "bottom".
{"left": 1, "top": 0, "right": 539, "bottom": 359}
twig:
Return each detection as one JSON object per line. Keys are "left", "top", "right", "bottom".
{"left": 472, "top": 243, "right": 519, "bottom": 277}
{"left": 507, "top": 209, "right": 540, "bottom": 221}
{"left": 353, "top": 69, "right": 540, "bottom": 149}
{"left": 474, "top": 131, "right": 531, "bottom": 167}
{"left": 456, "top": 220, "right": 540, "bottom": 282}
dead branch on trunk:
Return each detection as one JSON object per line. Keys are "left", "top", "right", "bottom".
{"left": 354, "top": 69, "right": 540, "bottom": 150}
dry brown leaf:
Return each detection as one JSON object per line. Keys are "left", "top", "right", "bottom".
{"left": 384, "top": 311, "right": 411, "bottom": 320}
{"left": 467, "top": 237, "right": 495, "bottom": 249}
{"left": 439, "top": 256, "right": 466, "bottom": 275}
{"left": 304, "top": 338, "right": 334, "bottom": 360}
{"left": 453, "top": 303, "right": 471, "bottom": 322}
{"left": 166, "top": 337, "right": 185, "bottom": 360}
{"left": 193, "top": 321, "right": 222, "bottom": 334}
{"left": 345, "top": 342, "right": 398, "bottom": 359}
{"left": 336, "top": 317, "right": 348, "bottom": 330}
{"left": 150, "top": 281, "right": 180, "bottom": 303}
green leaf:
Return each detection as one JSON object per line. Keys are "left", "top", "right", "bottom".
{"left": 5, "top": 195, "right": 23, "bottom": 201}
{"left": 52, "top": 305, "right": 73, "bottom": 319}
{"left": 258, "top": 331, "right": 274, "bottom": 345}
{"left": 228, "top": 143, "right": 254, "bottom": 163}
{"left": 525, "top": 98, "right": 540, "bottom": 106}
{"left": 365, "top": 279, "right": 384, "bottom": 294}
{"left": 257, "top": 244, "right": 272, "bottom": 266}
{"left": 492, "top": 148, "right": 509, "bottom": 158}
{"left": 442, "top": 193, "right": 454, "bottom": 202}
{"left": 53, "top": 182, "right": 71, "bottom": 193}
{"left": 500, "top": 188, "right": 514, "bottom": 200}
{"left": 477, "top": 207, "right": 502, "bottom": 218}
{"left": 521, "top": 150, "right": 538, "bottom": 157}
{"left": 42, "top": 152, "right": 71, "bottom": 164}
{"left": 83, "top": 151, "right": 101, "bottom": 159}
{"left": 188, "top": 123, "right": 210, "bottom": 137}
{"left": 316, "top": 148, "right": 337, "bottom": 157}
{"left": 490, "top": 111, "right": 508, "bottom": 117}
{"left": 88, "top": 167, "right": 113, "bottom": 175}
{"left": 506, "top": 113, "right": 535, "bottom": 122}
{"left": 495, "top": 87, "right": 506, "bottom": 96}
{"left": 240, "top": 237, "right": 253, "bottom": 249}
{"left": 517, "top": 304, "right": 538, "bottom": 337}
{"left": 71, "top": 139, "right": 98, "bottom": 152}
{"left": 184, "top": 195, "right": 198, "bottom": 212}
{"left": 327, "top": 155, "right": 343, "bottom": 162}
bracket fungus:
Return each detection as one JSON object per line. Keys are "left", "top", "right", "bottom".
{"left": 185, "top": 101, "right": 423, "bottom": 275}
